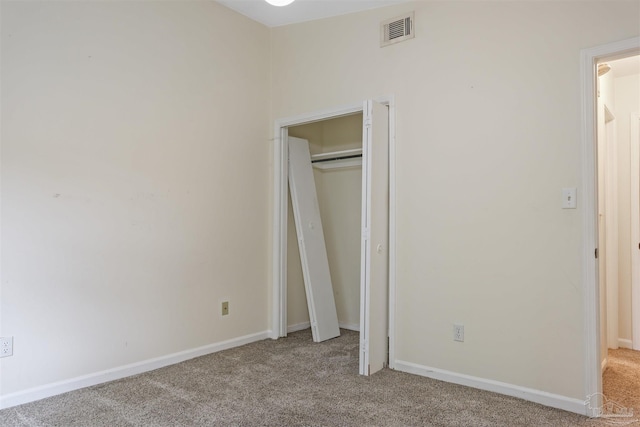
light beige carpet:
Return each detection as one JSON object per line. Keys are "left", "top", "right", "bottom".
{"left": 603, "top": 348, "right": 640, "bottom": 415}
{"left": 0, "top": 330, "right": 627, "bottom": 426}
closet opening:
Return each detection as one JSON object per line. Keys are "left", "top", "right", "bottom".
{"left": 287, "top": 113, "right": 364, "bottom": 339}
{"left": 271, "top": 99, "right": 395, "bottom": 376}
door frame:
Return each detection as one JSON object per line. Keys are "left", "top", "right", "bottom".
{"left": 580, "top": 37, "right": 640, "bottom": 416}
{"left": 631, "top": 112, "right": 640, "bottom": 350}
{"left": 270, "top": 96, "right": 397, "bottom": 369}
{"left": 603, "top": 106, "right": 618, "bottom": 350}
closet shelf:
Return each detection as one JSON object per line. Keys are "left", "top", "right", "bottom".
{"left": 310, "top": 148, "right": 362, "bottom": 162}
{"left": 312, "top": 158, "right": 362, "bottom": 170}
{"left": 310, "top": 148, "right": 363, "bottom": 170}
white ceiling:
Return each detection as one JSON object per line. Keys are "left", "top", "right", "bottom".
{"left": 608, "top": 55, "right": 640, "bottom": 78}
{"left": 216, "top": 0, "right": 411, "bottom": 27}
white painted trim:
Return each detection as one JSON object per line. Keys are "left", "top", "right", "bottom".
{"left": 580, "top": 42, "right": 603, "bottom": 414}
{"left": 359, "top": 100, "right": 372, "bottom": 376}
{"left": 271, "top": 96, "right": 396, "bottom": 368}
{"left": 272, "top": 124, "right": 289, "bottom": 339}
{"left": 276, "top": 103, "right": 363, "bottom": 129}
{"left": 580, "top": 37, "right": 640, "bottom": 415}
{"left": 601, "top": 357, "right": 608, "bottom": 374}
{"left": 387, "top": 96, "right": 397, "bottom": 370}
{"left": 631, "top": 112, "right": 640, "bottom": 351}
{"left": 618, "top": 338, "right": 633, "bottom": 349}
{"left": 0, "top": 330, "right": 271, "bottom": 410}
{"left": 395, "top": 360, "right": 587, "bottom": 416}
{"left": 604, "top": 106, "right": 619, "bottom": 350}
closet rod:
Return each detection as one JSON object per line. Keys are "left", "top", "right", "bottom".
{"left": 310, "top": 148, "right": 363, "bottom": 163}
{"left": 312, "top": 154, "right": 362, "bottom": 164}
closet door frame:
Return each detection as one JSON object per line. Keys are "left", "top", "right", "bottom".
{"left": 271, "top": 96, "right": 397, "bottom": 370}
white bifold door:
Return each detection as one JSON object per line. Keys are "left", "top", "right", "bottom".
{"left": 359, "top": 100, "right": 389, "bottom": 376}
{"left": 288, "top": 137, "right": 341, "bottom": 342}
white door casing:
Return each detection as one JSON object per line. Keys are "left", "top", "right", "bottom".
{"left": 603, "top": 106, "right": 619, "bottom": 350}
{"left": 580, "top": 36, "right": 640, "bottom": 416}
{"left": 631, "top": 112, "right": 640, "bottom": 351}
{"left": 271, "top": 97, "right": 396, "bottom": 373}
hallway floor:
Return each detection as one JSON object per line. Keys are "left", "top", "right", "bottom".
{"left": 603, "top": 348, "right": 640, "bottom": 415}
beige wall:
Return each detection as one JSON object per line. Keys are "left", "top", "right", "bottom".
{"left": 271, "top": 1, "right": 639, "bottom": 399}
{"left": 1, "top": 1, "right": 271, "bottom": 395}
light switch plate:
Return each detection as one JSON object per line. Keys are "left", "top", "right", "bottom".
{"left": 562, "top": 188, "right": 577, "bottom": 209}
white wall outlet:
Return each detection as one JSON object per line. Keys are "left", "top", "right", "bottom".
{"left": 453, "top": 324, "right": 464, "bottom": 342}
{"left": 0, "top": 336, "right": 13, "bottom": 357}
{"left": 221, "top": 301, "right": 229, "bottom": 316}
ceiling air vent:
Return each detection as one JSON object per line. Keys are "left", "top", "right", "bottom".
{"left": 381, "top": 12, "right": 414, "bottom": 47}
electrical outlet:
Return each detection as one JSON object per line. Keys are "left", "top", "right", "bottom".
{"left": 0, "top": 336, "right": 13, "bottom": 358}
{"left": 453, "top": 324, "right": 464, "bottom": 342}
{"left": 221, "top": 301, "right": 229, "bottom": 316}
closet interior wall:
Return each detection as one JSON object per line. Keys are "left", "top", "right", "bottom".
{"left": 287, "top": 113, "right": 364, "bottom": 332}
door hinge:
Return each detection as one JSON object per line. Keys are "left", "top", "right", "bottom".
{"left": 595, "top": 248, "right": 599, "bottom": 259}
{"left": 360, "top": 339, "right": 368, "bottom": 354}
{"left": 362, "top": 228, "right": 370, "bottom": 239}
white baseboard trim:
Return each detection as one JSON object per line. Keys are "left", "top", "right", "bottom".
{"left": 618, "top": 338, "right": 633, "bottom": 349}
{"left": 602, "top": 357, "right": 608, "bottom": 373}
{"left": 339, "top": 322, "right": 360, "bottom": 332}
{"left": 394, "top": 360, "right": 587, "bottom": 416}
{"left": 0, "top": 330, "right": 271, "bottom": 410}
{"left": 287, "top": 322, "right": 311, "bottom": 333}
